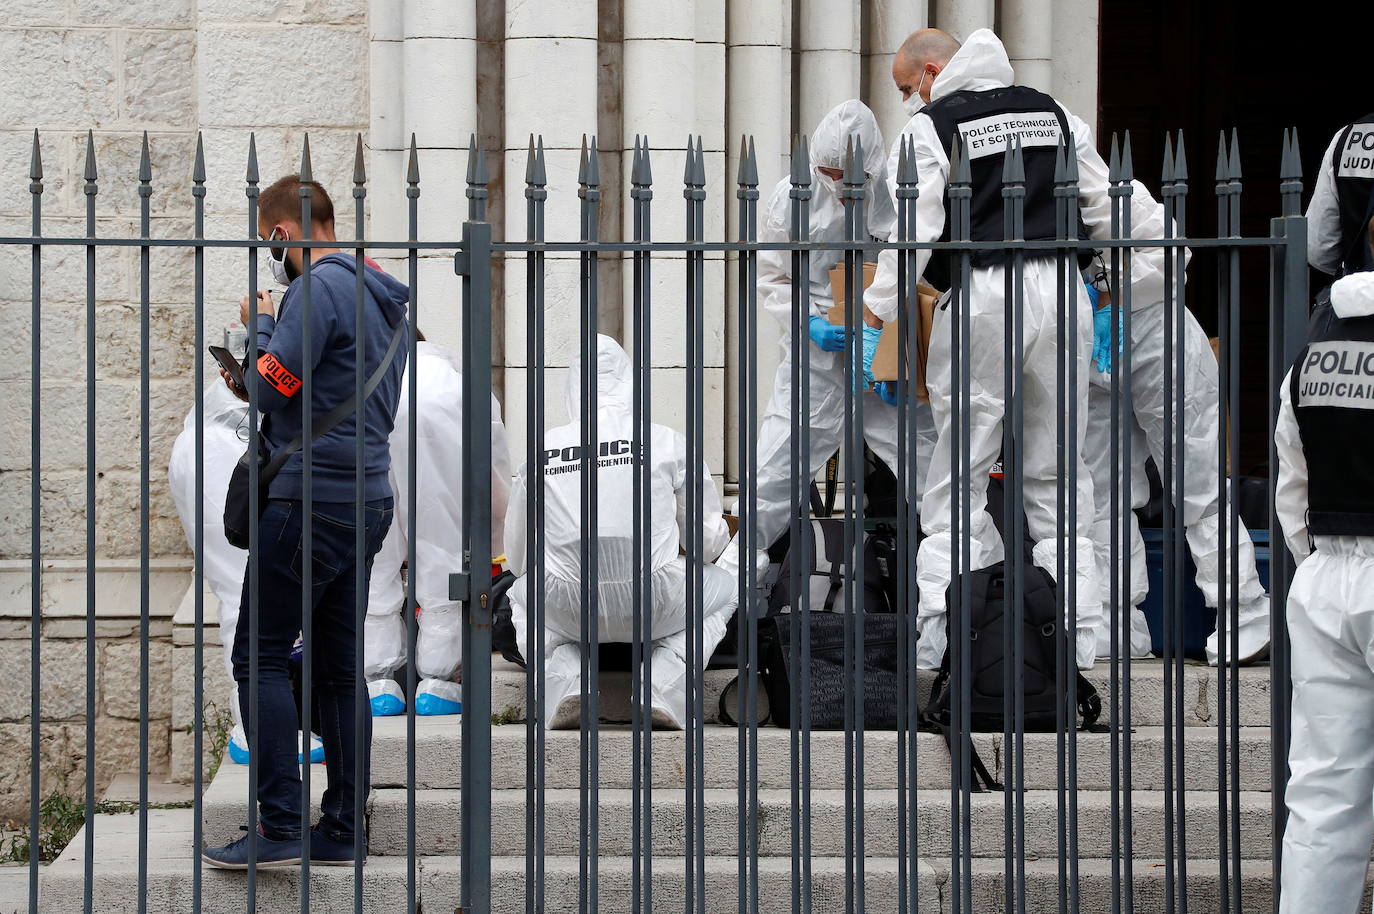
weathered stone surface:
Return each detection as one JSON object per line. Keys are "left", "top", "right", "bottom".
{"left": 0, "top": 722, "right": 89, "bottom": 821}
{"left": 122, "top": 33, "right": 196, "bottom": 128}
{"left": 0, "top": 130, "right": 71, "bottom": 218}
{"left": 197, "top": 26, "right": 368, "bottom": 129}
{"left": 0, "top": 216, "right": 136, "bottom": 304}
{"left": 70, "top": 133, "right": 198, "bottom": 218}
{"left": 170, "top": 642, "right": 234, "bottom": 729}
{"left": 0, "top": 469, "right": 186, "bottom": 561}
{"left": 0, "top": 638, "right": 90, "bottom": 722}
{"left": 0, "top": 31, "right": 117, "bottom": 128}
{"left": 198, "top": 0, "right": 365, "bottom": 24}
{"left": 71, "top": 0, "right": 194, "bottom": 27}
{"left": 100, "top": 640, "right": 172, "bottom": 721}
{"left": 4, "top": 0, "right": 69, "bottom": 26}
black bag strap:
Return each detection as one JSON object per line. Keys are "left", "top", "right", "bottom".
{"left": 261, "top": 318, "right": 406, "bottom": 478}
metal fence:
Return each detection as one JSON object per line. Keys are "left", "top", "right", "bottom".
{"left": 8, "top": 121, "right": 1311, "bottom": 914}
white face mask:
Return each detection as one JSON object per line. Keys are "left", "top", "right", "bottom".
{"left": 902, "top": 69, "right": 931, "bottom": 117}
{"left": 266, "top": 228, "right": 291, "bottom": 286}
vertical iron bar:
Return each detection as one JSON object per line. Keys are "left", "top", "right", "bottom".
{"left": 1172, "top": 133, "right": 1191, "bottom": 914}
{"left": 1117, "top": 134, "right": 1138, "bottom": 914}
{"left": 297, "top": 137, "right": 315, "bottom": 911}
{"left": 524, "top": 135, "right": 549, "bottom": 914}
{"left": 1053, "top": 133, "right": 1074, "bottom": 914}
{"left": 26, "top": 129, "right": 42, "bottom": 914}
{"left": 1227, "top": 131, "right": 1244, "bottom": 914}
{"left": 137, "top": 133, "right": 152, "bottom": 914}
{"left": 350, "top": 135, "right": 368, "bottom": 914}
{"left": 405, "top": 135, "right": 420, "bottom": 914}
{"left": 82, "top": 131, "right": 98, "bottom": 914}
{"left": 633, "top": 135, "right": 655, "bottom": 914}
{"left": 244, "top": 135, "right": 261, "bottom": 912}
{"left": 191, "top": 133, "right": 206, "bottom": 914}
{"left": 462, "top": 138, "right": 495, "bottom": 914}
{"left": 1000, "top": 136, "right": 1018, "bottom": 914}
{"left": 1160, "top": 134, "right": 1179, "bottom": 914}
{"left": 1213, "top": 132, "right": 1232, "bottom": 914}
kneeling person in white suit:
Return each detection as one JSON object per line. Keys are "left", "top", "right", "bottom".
{"left": 364, "top": 335, "right": 512, "bottom": 716}
{"left": 505, "top": 335, "right": 738, "bottom": 730}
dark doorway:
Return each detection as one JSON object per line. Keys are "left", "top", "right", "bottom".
{"left": 1099, "top": 0, "right": 1374, "bottom": 474}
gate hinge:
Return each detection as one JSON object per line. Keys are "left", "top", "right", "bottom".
{"left": 454, "top": 251, "right": 469, "bottom": 276}
{"left": 448, "top": 572, "right": 469, "bottom": 602}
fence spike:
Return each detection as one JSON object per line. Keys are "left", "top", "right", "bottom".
{"left": 587, "top": 136, "right": 600, "bottom": 187}
{"left": 29, "top": 129, "right": 42, "bottom": 181}
{"left": 1108, "top": 133, "right": 1122, "bottom": 184}
{"left": 1162, "top": 133, "right": 1175, "bottom": 185}
{"left": 1216, "top": 130, "right": 1230, "bottom": 184}
{"left": 407, "top": 134, "right": 420, "bottom": 185}
{"left": 1054, "top": 134, "right": 1067, "bottom": 184}
{"left": 951, "top": 134, "right": 971, "bottom": 185}
{"left": 1174, "top": 129, "right": 1188, "bottom": 181}
{"left": 246, "top": 133, "right": 259, "bottom": 185}
{"left": 85, "top": 130, "right": 99, "bottom": 182}
{"left": 534, "top": 136, "right": 547, "bottom": 186}
{"left": 580, "top": 135, "right": 592, "bottom": 186}
{"left": 298, "top": 133, "right": 312, "bottom": 183}
{"left": 1229, "top": 127, "right": 1242, "bottom": 181}
{"left": 746, "top": 136, "right": 758, "bottom": 187}
{"left": 1120, "top": 130, "right": 1134, "bottom": 182}
{"left": 466, "top": 133, "right": 488, "bottom": 187}
{"left": 138, "top": 131, "right": 152, "bottom": 183}
{"left": 843, "top": 135, "right": 862, "bottom": 186}
{"left": 1281, "top": 127, "right": 1302, "bottom": 181}
{"left": 526, "top": 135, "right": 539, "bottom": 185}
{"left": 695, "top": 136, "right": 707, "bottom": 187}
{"left": 353, "top": 134, "right": 366, "bottom": 186}
{"left": 639, "top": 136, "right": 653, "bottom": 186}
{"left": 1003, "top": 135, "right": 1025, "bottom": 184}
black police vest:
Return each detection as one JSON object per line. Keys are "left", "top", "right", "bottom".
{"left": 1290, "top": 294, "right": 1374, "bottom": 536}
{"left": 1330, "top": 112, "right": 1374, "bottom": 275}
{"left": 921, "top": 85, "right": 1091, "bottom": 291}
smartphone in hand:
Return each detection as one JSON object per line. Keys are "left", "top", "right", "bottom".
{"left": 208, "top": 345, "right": 247, "bottom": 394}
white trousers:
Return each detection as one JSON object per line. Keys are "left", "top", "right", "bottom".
{"left": 916, "top": 260, "right": 1103, "bottom": 670}
{"left": 752, "top": 349, "right": 937, "bottom": 551}
{"left": 512, "top": 557, "right": 738, "bottom": 729}
{"left": 1084, "top": 302, "right": 1267, "bottom": 654}
{"left": 1280, "top": 537, "right": 1374, "bottom": 913}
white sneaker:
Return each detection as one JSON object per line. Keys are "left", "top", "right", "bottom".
{"left": 1206, "top": 598, "right": 1271, "bottom": 666}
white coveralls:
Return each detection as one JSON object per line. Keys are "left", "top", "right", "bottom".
{"left": 750, "top": 99, "right": 937, "bottom": 556}
{"left": 1083, "top": 286, "right": 1270, "bottom": 664}
{"left": 864, "top": 30, "right": 1132, "bottom": 671}
{"left": 505, "top": 335, "right": 737, "bottom": 729}
{"left": 168, "top": 383, "right": 251, "bottom": 750}
{"left": 1276, "top": 272, "right": 1374, "bottom": 913}
{"left": 364, "top": 340, "right": 512, "bottom": 715}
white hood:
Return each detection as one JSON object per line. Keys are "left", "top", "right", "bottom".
{"left": 810, "top": 99, "right": 888, "bottom": 179}
{"left": 930, "top": 28, "right": 1015, "bottom": 101}
{"left": 565, "top": 333, "right": 635, "bottom": 417}
{"left": 1331, "top": 272, "right": 1374, "bottom": 319}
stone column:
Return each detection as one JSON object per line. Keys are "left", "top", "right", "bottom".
{"left": 864, "top": 0, "right": 927, "bottom": 145}
{"left": 501, "top": 0, "right": 600, "bottom": 463}
{"left": 934, "top": 0, "right": 994, "bottom": 42}
{"left": 796, "top": 0, "right": 862, "bottom": 138}
{"left": 1004, "top": 0, "right": 1054, "bottom": 91}
{"left": 725, "top": 0, "right": 791, "bottom": 479}
{"left": 1051, "top": 0, "right": 1100, "bottom": 128}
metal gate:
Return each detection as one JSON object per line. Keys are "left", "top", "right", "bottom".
{"left": 7, "top": 123, "right": 1310, "bottom": 913}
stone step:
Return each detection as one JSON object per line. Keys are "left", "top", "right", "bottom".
{"left": 370, "top": 716, "right": 1275, "bottom": 793}
{"left": 481, "top": 656, "right": 1274, "bottom": 729}
{"left": 42, "top": 809, "right": 1320, "bottom": 914}
{"left": 359, "top": 786, "right": 1275, "bottom": 860}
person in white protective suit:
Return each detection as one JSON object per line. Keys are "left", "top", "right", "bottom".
{"left": 1306, "top": 111, "right": 1374, "bottom": 278}
{"left": 1082, "top": 265, "right": 1270, "bottom": 664}
{"left": 167, "top": 382, "right": 323, "bottom": 764}
{"left": 505, "top": 335, "right": 737, "bottom": 730}
{"left": 364, "top": 336, "right": 512, "bottom": 716}
{"left": 866, "top": 28, "right": 1147, "bottom": 671}
{"left": 744, "top": 99, "right": 937, "bottom": 567}
{"left": 1275, "top": 269, "right": 1374, "bottom": 913}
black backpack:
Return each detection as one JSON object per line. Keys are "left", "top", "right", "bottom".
{"left": 920, "top": 560, "right": 1102, "bottom": 791}
{"left": 765, "top": 518, "right": 898, "bottom": 616}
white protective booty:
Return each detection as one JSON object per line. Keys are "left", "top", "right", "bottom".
{"left": 414, "top": 678, "right": 462, "bottom": 716}
{"left": 368, "top": 679, "right": 406, "bottom": 717}
{"left": 1095, "top": 607, "right": 1155, "bottom": 661}
{"left": 1205, "top": 596, "right": 1271, "bottom": 666}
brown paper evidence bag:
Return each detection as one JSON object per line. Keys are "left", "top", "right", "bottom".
{"left": 825, "top": 261, "right": 942, "bottom": 402}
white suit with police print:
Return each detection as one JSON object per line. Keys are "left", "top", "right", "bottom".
{"left": 505, "top": 335, "right": 737, "bottom": 730}
{"left": 364, "top": 340, "right": 512, "bottom": 716}
{"left": 863, "top": 29, "right": 1115, "bottom": 671}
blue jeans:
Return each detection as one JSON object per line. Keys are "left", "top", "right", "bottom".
{"left": 232, "top": 497, "right": 393, "bottom": 842}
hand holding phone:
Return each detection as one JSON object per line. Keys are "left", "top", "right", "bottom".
{"left": 209, "top": 345, "right": 247, "bottom": 398}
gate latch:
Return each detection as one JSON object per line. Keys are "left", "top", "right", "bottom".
{"left": 448, "top": 572, "right": 470, "bottom": 602}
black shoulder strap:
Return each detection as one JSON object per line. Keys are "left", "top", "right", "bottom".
{"left": 262, "top": 318, "right": 406, "bottom": 478}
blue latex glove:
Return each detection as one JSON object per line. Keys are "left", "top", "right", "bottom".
{"left": 875, "top": 380, "right": 902, "bottom": 406}
{"left": 808, "top": 315, "right": 846, "bottom": 352}
{"left": 859, "top": 325, "right": 882, "bottom": 389}
{"left": 1091, "top": 303, "right": 1126, "bottom": 373}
